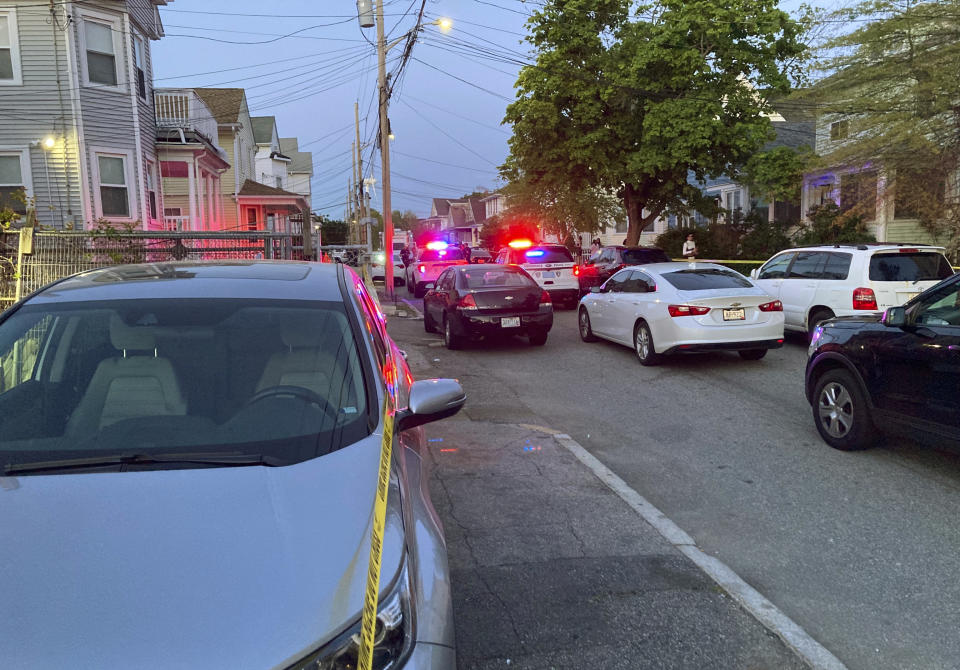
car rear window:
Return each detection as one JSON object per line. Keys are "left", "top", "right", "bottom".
{"left": 622, "top": 248, "right": 671, "bottom": 265}
{"left": 461, "top": 268, "right": 534, "bottom": 289}
{"left": 869, "top": 252, "right": 954, "bottom": 282}
{"left": 419, "top": 248, "right": 465, "bottom": 262}
{"left": 662, "top": 268, "right": 753, "bottom": 290}
{"left": 521, "top": 247, "right": 573, "bottom": 264}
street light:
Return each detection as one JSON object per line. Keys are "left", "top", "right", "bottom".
{"left": 358, "top": 1, "right": 451, "bottom": 300}
{"left": 42, "top": 136, "right": 55, "bottom": 150}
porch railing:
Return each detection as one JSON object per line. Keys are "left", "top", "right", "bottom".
{"left": 154, "top": 89, "right": 222, "bottom": 151}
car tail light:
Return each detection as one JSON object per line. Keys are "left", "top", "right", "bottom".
{"left": 668, "top": 304, "right": 710, "bottom": 317}
{"left": 898, "top": 248, "right": 918, "bottom": 253}
{"left": 459, "top": 293, "right": 477, "bottom": 310}
{"left": 573, "top": 265, "right": 580, "bottom": 277}
{"left": 418, "top": 264, "right": 426, "bottom": 273}
{"left": 853, "top": 287, "right": 878, "bottom": 310}
{"left": 540, "top": 290, "right": 552, "bottom": 305}
{"left": 759, "top": 300, "right": 783, "bottom": 312}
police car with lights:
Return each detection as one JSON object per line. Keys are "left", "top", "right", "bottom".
{"left": 406, "top": 241, "right": 469, "bottom": 298}
{"left": 495, "top": 240, "right": 580, "bottom": 308}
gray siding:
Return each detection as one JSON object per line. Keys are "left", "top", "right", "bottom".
{"left": 0, "top": 3, "right": 83, "bottom": 228}
{"left": 126, "top": 0, "right": 161, "bottom": 40}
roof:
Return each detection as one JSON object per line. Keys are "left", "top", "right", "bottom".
{"left": 470, "top": 199, "right": 486, "bottom": 225}
{"left": 237, "top": 179, "right": 307, "bottom": 200}
{"left": 251, "top": 116, "right": 276, "bottom": 144}
{"left": 29, "top": 262, "right": 344, "bottom": 304}
{"left": 765, "top": 121, "right": 816, "bottom": 151}
{"left": 432, "top": 198, "right": 455, "bottom": 216}
{"left": 279, "top": 138, "right": 313, "bottom": 175}
{"left": 193, "top": 88, "right": 246, "bottom": 124}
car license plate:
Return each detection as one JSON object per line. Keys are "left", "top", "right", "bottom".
{"left": 898, "top": 292, "right": 920, "bottom": 303}
{"left": 541, "top": 271, "right": 556, "bottom": 278}
{"left": 723, "top": 308, "right": 745, "bottom": 321}
{"left": 501, "top": 317, "right": 520, "bottom": 328}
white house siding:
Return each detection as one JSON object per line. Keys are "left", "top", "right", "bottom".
{"left": 286, "top": 171, "right": 311, "bottom": 207}
{"left": 0, "top": 3, "right": 84, "bottom": 228}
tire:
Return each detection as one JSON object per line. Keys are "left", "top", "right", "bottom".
{"left": 414, "top": 282, "right": 426, "bottom": 299}
{"left": 812, "top": 369, "right": 877, "bottom": 450}
{"left": 528, "top": 329, "right": 548, "bottom": 346}
{"left": 443, "top": 316, "right": 462, "bottom": 350}
{"left": 407, "top": 276, "right": 415, "bottom": 295}
{"left": 634, "top": 322, "right": 661, "bottom": 366}
{"left": 808, "top": 308, "right": 835, "bottom": 338}
{"left": 424, "top": 308, "right": 437, "bottom": 333}
{"left": 578, "top": 307, "right": 598, "bottom": 342}
{"left": 738, "top": 349, "right": 767, "bottom": 361}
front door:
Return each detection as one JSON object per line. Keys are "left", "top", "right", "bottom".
{"left": 874, "top": 278, "right": 960, "bottom": 436}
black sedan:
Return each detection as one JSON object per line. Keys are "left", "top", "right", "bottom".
{"left": 423, "top": 265, "right": 553, "bottom": 349}
{"left": 578, "top": 245, "right": 672, "bottom": 295}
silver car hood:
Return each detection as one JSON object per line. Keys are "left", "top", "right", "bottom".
{"left": 0, "top": 434, "right": 406, "bottom": 670}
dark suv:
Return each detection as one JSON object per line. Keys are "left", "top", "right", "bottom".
{"left": 805, "top": 272, "right": 960, "bottom": 451}
{"left": 578, "top": 246, "right": 671, "bottom": 295}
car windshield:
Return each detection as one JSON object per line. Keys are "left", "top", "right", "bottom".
{"left": 869, "top": 252, "right": 954, "bottom": 282}
{"left": 622, "top": 248, "right": 671, "bottom": 265}
{"left": 461, "top": 267, "right": 534, "bottom": 289}
{"left": 662, "top": 268, "right": 753, "bottom": 290}
{"left": 0, "top": 299, "right": 371, "bottom": 473}
{"left": 419, "top": 248, "right": 465, "bottom": 262}
{"left": 520, "top": 247, "right": 572, "bottom": 264}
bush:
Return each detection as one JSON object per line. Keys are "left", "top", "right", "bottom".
{"left": 793, "top": 203, "right": 875, "bottom": 245}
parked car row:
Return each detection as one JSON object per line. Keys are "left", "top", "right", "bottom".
{"left": 417, "top": 240, "right": 958, "bottom": 455}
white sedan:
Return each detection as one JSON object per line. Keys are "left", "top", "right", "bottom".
{"left": 578, "top": 262, "right": 785, "bottom": 365}
{"left": 369, "top": 250, "right": 405, "bottom": 286}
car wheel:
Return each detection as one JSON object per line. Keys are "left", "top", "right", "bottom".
{"left": 634, "top": 322, "right": 661, "bottom": 366}
{"left": 738, "top": 349, "right": 767, "bottom": 361}
{"left": 528, "top": 329, "right": 548, "bottom": 346}
{"left": 443, "top": 316, "right": 462, "bottom": 350}
{"left": 407, "top": 277, "right": 415, "bottom": 294}
{"left": 578, "top": 307, "right": 598, "bottom": 342}
{"left": 808, "top": 308, "right": 835, "bottom": 338}
{"left": 424, "top": 308, "right": 437, "bottom": 333}
{"left": 812, "top": 369, "right": 877, "bottom": 450}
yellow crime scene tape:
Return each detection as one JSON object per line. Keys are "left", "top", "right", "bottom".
{"left": 358, "top": 397, "right": 395, "bottom": 670}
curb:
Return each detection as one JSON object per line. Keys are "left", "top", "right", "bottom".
{"left": 541, "top": 429, "right": 847, "bottom": 670}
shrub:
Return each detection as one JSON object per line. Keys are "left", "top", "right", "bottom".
{"left": 793, "top": 203, "right": 875, "bottom": 245}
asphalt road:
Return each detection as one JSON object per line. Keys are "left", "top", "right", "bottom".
{"left": 390, "top": 297, "right": 960, "bottom": 670}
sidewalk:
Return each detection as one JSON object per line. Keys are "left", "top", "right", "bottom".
{"left": 385, "top": 313, "right": 812, "bottom": 670}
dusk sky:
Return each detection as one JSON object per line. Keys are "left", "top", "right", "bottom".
{"left": 153, "top": 1, "right": 812, "bottom": 220}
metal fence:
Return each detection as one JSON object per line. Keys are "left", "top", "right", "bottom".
{"left": 1, "top": 229, "right": 305, "bottom": 311}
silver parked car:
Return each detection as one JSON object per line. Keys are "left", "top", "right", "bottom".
{"left": 0, "top": 261, "right": 464, "bottom": 669}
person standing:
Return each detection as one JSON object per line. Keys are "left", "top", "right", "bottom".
{"left": 590, "top": 239, "right": 602, "bottom": 258}
{"left": 682, "top": 233, "right": 698, "bottom": 259}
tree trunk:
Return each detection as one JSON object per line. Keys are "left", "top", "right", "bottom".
{"left": 623, "top": 183, "right": 661, "bottom": 246}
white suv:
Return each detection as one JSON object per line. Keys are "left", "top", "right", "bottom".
{"left": 495, "top": 243, "right": 579, "bottom": 308}
{"left": 751, "top": 243, "right": 955, "bottom": 334}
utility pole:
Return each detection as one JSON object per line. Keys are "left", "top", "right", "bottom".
{"left": 375, "top": 0, "right": 396, "bottom": 299}
{"left": 355, "top": 101, "right": 366, "bottom": 226}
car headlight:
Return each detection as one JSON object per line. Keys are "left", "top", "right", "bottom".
{"left": 375, "top": 254, "right": 386, "bottom": 264}
{"left": 289, "top": 561, "right": 413, "bottom": 670}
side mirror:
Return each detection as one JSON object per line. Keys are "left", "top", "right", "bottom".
{"left": 590, "top": 286, "right": 602, "bottom": 294}
{"left": 396, "top": 379, "right": 466, "bottom": 432}
{"left": 750, "top": 269, "right": 758, "bottom": 280}
{"left": 881, "top": 306, "right": 907, "bottom": 328}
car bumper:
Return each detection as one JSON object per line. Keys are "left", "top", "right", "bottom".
{"left": 655, "top": 318, "right": 785, "bottom": 354}
{"left": 405, "top": 641, "right": 457, "bottom": 668}
{"left": 661, "top": 338, "right": 784, "bottom": 355}
{"left": 545, "top": 288, "right": 579, "bottom": 303}
{"left": 453, "top": 311, "right": 553, "bottom": 337}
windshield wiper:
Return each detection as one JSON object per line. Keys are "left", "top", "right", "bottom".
{"left": 3, "top": 452, "right": 285, "bottom": 476}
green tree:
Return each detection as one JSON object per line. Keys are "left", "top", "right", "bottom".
{"left": 319, "top": 218, "right": 349, "bottom": 245}
{"left": 741, "top": 145, "right": 814, "bottom": 206}
{"left": 503, "top": 0, "right": 808, "bottom": 246}
{"left": 808, "top": 1, "right": 960, "bottom": 254}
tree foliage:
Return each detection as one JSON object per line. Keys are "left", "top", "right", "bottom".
{"left": 808, "top": 0, "right": 960, "bottom": 253}
{"left": 503, "top": 0, "right": 808, "bottom": 245}
{"left": 741, "top": 145, "right": 815, "bottom": 203}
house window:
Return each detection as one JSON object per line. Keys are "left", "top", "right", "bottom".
{"left": 246, "top": 207, "right": 258, "bottom": 231}
{"left": 132, "top": 35, "right": 146, "bottom": 99}
{"left": 145, "top": 160, "right": 157, "bottom": 220}
{"left": 84, "top": 18, "right": 118, "bottom": 87}
{"left": 163, "top": 207, "right": 181, "bottom": 217}
{"left": 0, "top": 151, "right": 28, "bottom": 214}
{"left": 160, "top": 161, "right": 188, "bottom": 178}
{"left": 0, "top": 10, "right": 23, "bottom": 85}
{"left": 725, "top": 189, "right": 742, "bottom": 213}
{"left": 830, "top": 120, "right": 849, "bottom": 141}
{"left": 275, "top": 176, "right": 282, "bottom": 189}
{"left": 96, "top": 153, "right": 130, "bottom": 218}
